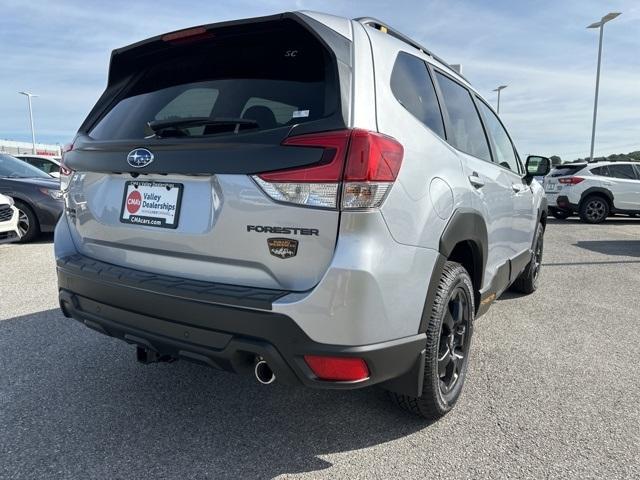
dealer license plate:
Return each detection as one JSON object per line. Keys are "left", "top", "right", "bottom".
{"left": 120, "top": 181, "right": 183, "bottom": 229}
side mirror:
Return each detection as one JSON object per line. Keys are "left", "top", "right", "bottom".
{"left": 525, "top": 155, "right": 551, "bottom": 178}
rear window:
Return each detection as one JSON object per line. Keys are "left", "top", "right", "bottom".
{"left": 89, "top": 20, "right": 338, "bottom": 140}
{"left": 0, "top": 154, "right": 51, "bottom": 179}
{"left": 550, "top": 165, "right": 586, "bottom": 177}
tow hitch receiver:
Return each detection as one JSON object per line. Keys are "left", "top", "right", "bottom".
{"left": 136, "top": 346, "right": 175, "bottom": 364}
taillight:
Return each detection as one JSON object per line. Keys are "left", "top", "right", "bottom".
{"left": 252, "top": 129, "right": 404, "bottom": 210}
{"left": 342, "top": 129, "right": 403, "bottom": 209}
{"left": 303, "top": 355, "right": 370, "bottom": 382}
{"left": 60, "top": 142, "right": 74, "bottom": 191}
{"left": 558, "top": 177, "right": 584, "bottom": 185}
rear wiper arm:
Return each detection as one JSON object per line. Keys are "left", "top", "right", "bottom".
{"left": 147, "top": 117, "right": 259, "bottom": 137}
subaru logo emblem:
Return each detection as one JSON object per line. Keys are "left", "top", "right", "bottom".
{"left": 127, "top": 148, "right": 154, "bottom": 168}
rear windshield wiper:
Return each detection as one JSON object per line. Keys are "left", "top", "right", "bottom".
{"left": 147, "top": 117, "right": 259, "bottom": 137}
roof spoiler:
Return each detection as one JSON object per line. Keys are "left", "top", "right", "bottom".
{"left": 106, "top": 13, "right": 300, "bottom": 88}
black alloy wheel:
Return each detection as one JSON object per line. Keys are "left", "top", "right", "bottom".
{"left": 437, "top": 285, "right": 472, "bottom": 400}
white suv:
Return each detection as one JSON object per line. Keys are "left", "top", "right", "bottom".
{"left": 55, "top": 12, "right": 550, "bottom": 420}
{"left": 545, "top": 161, "right": 640, "bottom": 223}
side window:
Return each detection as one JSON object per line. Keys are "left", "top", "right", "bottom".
{"left": 608, "top": 164, "right": 637, "bottom": 179}
{"left": 27, "top": 158, "right": 47, "bottom": 171}
{"left": 476, "top": 99, "right": 520, "bottom": 173}
{"left": 434, "top": 72, "right": 491, "bottom": 162}
{"left": 590, "top": 166, "right": 610, "bottom": 177}
{"left": 241, "top": 98, "right": 297, "bottom": 126}
{"left": 155, "top": 87, "right": 219, "bottom": 121}
{"left": 152, "top": 87, "right": 220, "bottom": 136}
{"left": 390, "top": 52, "right": 445, "bottom": 138}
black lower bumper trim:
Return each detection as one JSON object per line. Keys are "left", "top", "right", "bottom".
{"left": 57, "top": 254, "right": 426, "bottom": 391}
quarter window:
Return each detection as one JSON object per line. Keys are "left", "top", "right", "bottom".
{"left": 435, "top": 72, "right": 491, "bottom": 162}
{"left": 390, "top": 52, "right": 445, "bottom": 138}
{"left": 476, "top": 99, "right": 520, "bottom": 173}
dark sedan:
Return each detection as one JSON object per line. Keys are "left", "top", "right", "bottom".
{"left": 0, "top": 153, "right": 63, "bottom": 242}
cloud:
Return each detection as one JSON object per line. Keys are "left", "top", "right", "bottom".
{"left": 0, "top": 0, "right": 638, "bottom": 158}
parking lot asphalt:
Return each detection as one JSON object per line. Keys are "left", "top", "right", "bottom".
{"left": 1, "top": 219, "right": 639, "bottom": 480}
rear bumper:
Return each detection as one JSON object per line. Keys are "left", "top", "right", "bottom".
{"left": 554, "top": 195, "right": 575, "bottom": 211}
{"left": 57, "top": 254, "right": 426, "bottom": 390}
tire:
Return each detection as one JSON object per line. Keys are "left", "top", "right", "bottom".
{"left": 551, "top": 209, "right": 571, "bottom": 220}
{"left": 14, "top": 201, "right": 40, "bottom": 243}
{"left": 511, "top": 222, "right": 544, "bottom": 294}
{"left": 579, "top": 195, "right": 609, "bottom": 224}
{"left": 390, "top": 261, "right": 474, "bottom": 421}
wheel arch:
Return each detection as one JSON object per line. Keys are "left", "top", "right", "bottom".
{"left": 421, "top": 209, "right": 488, "bottom": 332}
{"left": 438, "top": 209, "right": 487, "bottom": 294}
{"left": 384, "top": 209, "right": 487, "bottom": 398}
{"left": 580, "top": 187, "right": 614, "bottom": 207}
{"left": 10, "top": 195, "right": 40, "bottom": 224}
{"left": 538, "top": 197, "right": 548, "bottom": 228}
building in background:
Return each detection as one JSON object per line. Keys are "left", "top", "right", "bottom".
{"left": 0, "top": 140, "right": 61, "bottom": 157}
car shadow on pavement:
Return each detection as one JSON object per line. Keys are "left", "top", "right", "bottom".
{"left": 0, "top": 309, "right": 428, "bottom": 479}
{"left": 546, "top": 217, "right": 640, "bottom": 226}
{"left": 575, "top": 240, "right": 640, "bottom": 257}
{"left": 34, "top": 233, "right": 54, "bottom": 244}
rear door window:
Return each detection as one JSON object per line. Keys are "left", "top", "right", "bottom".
{"left": 607, "top": 164, "right": 638, "bottom": 179}
{"left": 390, "top": 52, "right": 445, "bottom": 138}
{"left": 476, "top": 99, "right": 521, "bottom": 173}
{"left": 434, "top": 72, "right": 491, "bottom": 162}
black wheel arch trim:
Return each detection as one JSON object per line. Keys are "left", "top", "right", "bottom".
{"left": 438, "top": 208, "right": 488, "bottom": 289}
{"left": 538, "top": 197, "right": 548, "bottom": 225}
{"left": 418, "top": 209, "right": 488, "bottom": 334}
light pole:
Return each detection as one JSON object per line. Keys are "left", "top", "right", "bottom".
{"left": 493, "top": 85, "right": 507, "bottom": 114}
{"left": 18, "top": 91, "right": 38, "bottom": 154}
{"left": 587, "top": 12, "right": 621, "bottom": 162}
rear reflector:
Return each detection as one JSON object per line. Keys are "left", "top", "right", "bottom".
{"left": 304, "top": 355, "right": 370, "bottom": 382}
{"left": 558, "top": 177, "right": 585, "bottom": 185}
{"left": 252, "top": 129, "right": 403, "bottom": 209}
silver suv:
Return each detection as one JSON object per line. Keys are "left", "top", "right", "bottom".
{"left": 55, "top": 12, "right": 549, "bottom": 420}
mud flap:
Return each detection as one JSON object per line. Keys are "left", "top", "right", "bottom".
{"left": 379, "top": 348, "right": 426, "bottom": 397}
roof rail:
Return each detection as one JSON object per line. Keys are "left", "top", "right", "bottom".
{"left": 354, "top": 17, "right": 469, "bottom": 82}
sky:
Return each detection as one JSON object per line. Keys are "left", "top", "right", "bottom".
{"left": 0, "top": 0, "right": 638, "bottom": 160}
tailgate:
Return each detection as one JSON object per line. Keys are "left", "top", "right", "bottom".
{"left": 64, "top": 14, "right": 351, "bottom": 292}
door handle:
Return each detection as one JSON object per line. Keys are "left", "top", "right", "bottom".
{"left": 512, "top": 183, "right": 526, "bottom": 193}
{"left": 468, "top": 173, "right": 485, "bottom": 188}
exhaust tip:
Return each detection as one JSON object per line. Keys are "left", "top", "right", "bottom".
{"left": 254, "top": 360, "right": 276, "bottom": 385}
